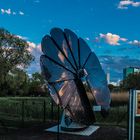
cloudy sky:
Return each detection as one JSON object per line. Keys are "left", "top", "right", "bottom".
{"left": 0, "top": 0, "right": 140, "bottom": 82}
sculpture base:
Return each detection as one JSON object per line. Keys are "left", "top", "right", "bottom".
{"left": 60, "top": 112, "right": 88, "bottom": 132}
{"left": 46, "top": 125, "right": 99, "bottom": 136}
{"left": 60, "top": 122, "right": 88, "bottom": 132}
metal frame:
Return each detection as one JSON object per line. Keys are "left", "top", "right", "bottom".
{"left": 135, "top": 90, "right": 140, "bottom": 117}
{"left": 128, "top": 89, "right": 136, "bottom": 140}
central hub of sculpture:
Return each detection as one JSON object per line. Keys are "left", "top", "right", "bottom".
{"left": 77, "top": 69, "right": 87, "bottom": 79}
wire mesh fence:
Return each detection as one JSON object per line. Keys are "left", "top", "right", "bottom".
{"left": 1, "top": 96, "right": 140, "bottom": 139}
{"left": 0, "top": 95, "right": 140, "bottom": 140}
{"left": 0, "top": 97, "right": 128, "bottom": 128}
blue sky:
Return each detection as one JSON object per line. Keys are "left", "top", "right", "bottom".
{"left": 1, "top": 0, "right": 140, "bottom": 82}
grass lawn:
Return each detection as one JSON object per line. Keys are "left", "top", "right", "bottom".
{"left": 0, "top": 97, "right": 128, "bottom": 127}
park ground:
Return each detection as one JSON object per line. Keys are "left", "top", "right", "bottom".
{"left": 0, "top": 122, "right": 128, "bottom": 140}
{"left": 0, "top": 95, "right": 140, "bottom": 140}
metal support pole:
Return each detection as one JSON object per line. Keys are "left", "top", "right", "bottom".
{"left": 43, "top": 100, "right": 46, "bottom": 123}
{"left": 128, "top": 89, "right": 136, "bottom": 140}
{"left": 132, "top": 90, "right": 136, "bottom": 140}
{"left": 57, "top": 104, "right": 60, "bottom": 140}
{"left": 127, "top": 97, "right": 129, "bottom": 140}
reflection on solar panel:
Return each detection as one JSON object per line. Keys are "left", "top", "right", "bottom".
{"left": 40, "top": 28, "right": 111, "bottom": 127}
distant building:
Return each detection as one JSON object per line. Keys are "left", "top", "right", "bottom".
{"left": 106, "top": 72, "right": 110, "bottom": 84}
{"left": 123, "top": 67, "right": 140, "bottom": 79}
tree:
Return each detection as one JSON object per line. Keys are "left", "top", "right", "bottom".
{"left": 122, "top": 72, "right": 140, "bottom": 90}
{"left": 28, "top": 72, "right": 49, "bottom": 96}
{"left": 31, "top": 72, "right": 45, "bottom": 85}
{"left": 0, "top": 28, "right": 34, "bottom": 94}
{"left": 6, "top": 68, "right": 30, "bottom": 96}
{"left": 108, "top": 84, "right": 115, "bottom": 92}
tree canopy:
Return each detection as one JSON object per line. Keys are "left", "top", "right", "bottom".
{"left": 0, "top": 28, "right": 34, "bottom": 75}
{"left": 0, "top": 28, "right": 34, "bottom": 94}
{"left": 122, "top": 72, "right": 140, "bottom": 90}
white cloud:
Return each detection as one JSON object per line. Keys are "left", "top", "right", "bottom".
{"left": 128, "top": 40, "right": 140, "bottom": 46}
{"left": 120, "top": 38, "right": 128, "bottom": 42}
{"left": 37, "top": 44, "right": 41, "bottom": 52}
{"left": 26, "top": 41, "right": 42, "bottom": 55}
{"left": 99, "top": 33, "right": 127, "bottom": 46}
{"left": 15, "top": 35, "right": 41, "bottom": 53}
{"left": 118, "top": 0, "right": 140, "bottom": 9}
{"left": 1, "top": 9, "right": 5, "bottom": 14}
{"left": 13, "top": 12, "right": 16, "bottom": 15}
{"left": 27, "top": 41, "right": 36, "bottom": 51}
{"left": 1, "top": 8, "right": 11, "bottom": 15}
{"left": 5, "top": 8, "right": 11, "bottom": 14}
{"left": 132, "top": 1, "right": 140, "bottom": 7}
{"left": 85, "top": 37, "right": 90, "bottom": 41}
{"left": 98, "top": 32, "right": 140, "bottom": 47}
{"left": 26, "top": 42, "right": 42, "bottom": 74}
{"left": 19, "top": 11, "right": 24, "bottom": 15}
{"left": 16, "top": 35, "right": 28, "bottom": 40}
{"left": 0, "top": 8, "right": 24, "bottom": 16}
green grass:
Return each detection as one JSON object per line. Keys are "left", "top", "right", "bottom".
{"left": 94, "top": 106, "right": 128, "bottom": 127}
{"left": 0, "top": 97, "right": 128, "bottom": 127}
{"left": 0, "top": 96, "right": 139, "bottom": 136}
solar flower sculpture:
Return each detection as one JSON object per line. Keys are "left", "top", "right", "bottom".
{"left": 40, "top": 28, "right": 111, "bottom": 131}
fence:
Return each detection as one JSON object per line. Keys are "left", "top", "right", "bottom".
{"left": 0, "top": 95, "right": 140, "bottom": 139}
{"left": 0, "top": 97, "right": 128, "bottom": 129}
{"left": 0, "top": 97, "right": 60, "bottom": 130}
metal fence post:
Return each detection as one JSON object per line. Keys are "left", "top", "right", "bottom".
{"left": 51, "top": 99, "right": 54, "bottom": 121}
{"left": 21, "top": 100, "right": 25, "bottom": 126}
{"left": 43, "top": 100, "right": 46, "bottom": 123}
